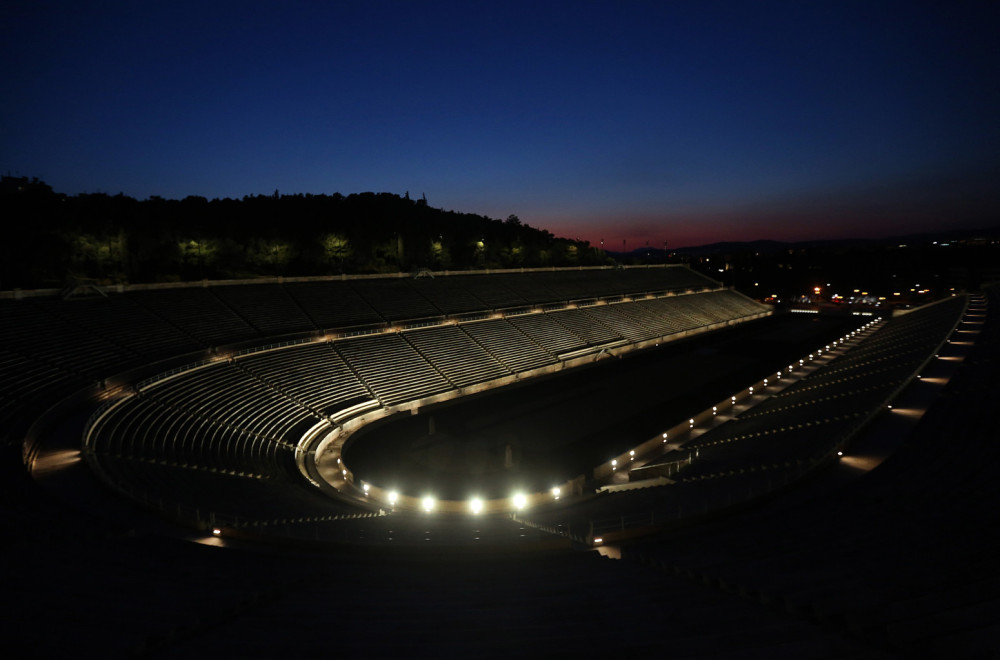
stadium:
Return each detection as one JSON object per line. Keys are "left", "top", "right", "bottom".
{"left": 3, "top": 264, "right": 997, "bottom": 658}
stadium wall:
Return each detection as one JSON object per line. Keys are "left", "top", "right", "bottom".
{"left": 1, "top": 264, "right": 694, "bottom": 299}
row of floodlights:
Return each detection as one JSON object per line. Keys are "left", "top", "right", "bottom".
{"left": 425, "top": 490, "right": 543, "bottom": 514}
{"left": 361, "top": 487, "right": 560, "bottom": 514}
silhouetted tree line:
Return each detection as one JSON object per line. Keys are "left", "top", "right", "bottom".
{"left": 0, "top": 177, "right": 610, "bottom": 289}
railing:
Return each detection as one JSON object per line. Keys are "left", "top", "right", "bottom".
{"left": 398, "top": 316, "right": 448, "bottom": 330}
{"left": 232, "top": 336, "right": 314, "bottom": 358}
{"left": 511, "top": 515, "right": 587, "bottom": 544}
{"left": 81, "top": 395, "right": 129, "bottom": 452}
{"left": 134, "top": 358, "right": 216, "bottom": 390}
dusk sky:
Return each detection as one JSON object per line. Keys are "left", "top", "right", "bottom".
{"left": 3, "top": 1, "right": 998, "bottom": 249}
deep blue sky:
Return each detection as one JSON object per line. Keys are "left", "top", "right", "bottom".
{"left": 3, "top": 1, "right": 998, "bottom": 248}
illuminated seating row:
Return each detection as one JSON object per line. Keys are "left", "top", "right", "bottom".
{"left": 579, "top": 304, "right": 653, "bottom": 342}
{"left": 617, "top": 298, "right": 702, "bottom": 336}
{"left": 547, "top": 307, "right": 621, "bottom": 345}
{"left": 668, "top": 298, "right": 965, "bottom": 479}
{"left": 460, "top": 318, "right": 559, "bottom": 372}
{"left": 578, "top": 291, "right": 764, "bottom": 343}
{"left": 149, "top": 363, "right": 311, "bottom": 442}
{"left": 89, "top": 361, "right": 323, "bottom": 478}
{"left": 94, "top": 395, "right": 288, "bottom": 477}
{"left": 402, "top": 325, "right": 511, "bottom": 388}
{"left": 238, "top": 342, "right": 373, "bottom": 416}
{"left": 334, "top": 333, "right": 453, "bottom": 406}
{"left": 508, "top": 313, "right": 590, "bottom": 355}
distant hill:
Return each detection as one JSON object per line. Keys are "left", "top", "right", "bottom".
{"left": 605, "top": 227, "right": 1000, "bottom": 260}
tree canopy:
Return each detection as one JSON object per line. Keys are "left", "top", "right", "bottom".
{"left": 0, "top": 177, "right": 609, "bottom": 289}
